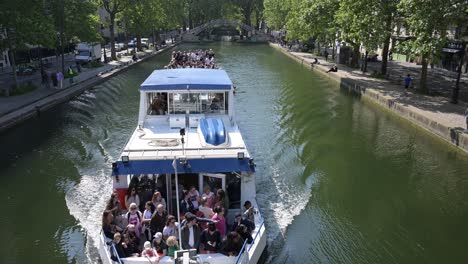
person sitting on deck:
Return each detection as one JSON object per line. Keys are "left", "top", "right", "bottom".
{"left": 201, "top": 186, "right": 215, "bottom": 208}
{"left": 166, "top": 236, "right": 180, "bottom": 258}
{"left": 150, "top": 204, "right": 168, "bottom": 234}
{"left": 326, "top": 65, "right": 338, "bottom": 73}
{"left": 163, "top": 215, "right": 180, "bottom": 240}
{"left": 125, "top": 187, "right": 140, "bottom": 210}
{"left": 123, "top": 227, "right": 141, "bottom": 256}
{"left": 141, "top": 241, "right": 157, "bottom": 258}
{"left": 219, "top": 231, "right": 244, "bottom": 257}
{"left": 102, "top": 210, "right": 117, "bottom": 239}
{"left": 200, "top": 222, "right": 221, "bottom": 253}
{"left": 189, "top": 185, "right": 201, "bottom": 210}
{"left": 152, "top": 232, "right": 168, "bottom": 257}
{"left": 181, "top": 190, "right": 195, "bottom": 215}
{"left": 199, "top": 197, "right": 215, "bottom": 218}
{"left": 312, "top": 58, "right": 319, "bottom": 65}
{"left": 125, "top": 203, "right": 142, "bottom": 237}
{"left": 151, "top": 191, "right": 166, "bottom": 211}
{"left": 232, "top": 213, "right": 255, "bottom": 233}
{"left": 236, "top": 224, "right": 253, "bottom": 244}
{"left": 142, "top": 201, "right": 155, "bottom": 241}
{"left": 111, "top": 232, "right": 129, "bottom": 261}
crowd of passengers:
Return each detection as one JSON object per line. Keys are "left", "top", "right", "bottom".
{"left": 164, "top": 49, "right": 218, "bottom": 69}
{"left": 102, "top": 176, "right": 256, "bottom": 262}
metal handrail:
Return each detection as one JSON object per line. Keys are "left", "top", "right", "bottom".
{"left": 234, "top": 239, "right": 249, "bottom": 264}
{"left": 111, "top": 243, "right": 123, "bottom": 264}
{"left": 234, "top": 220, "right": 265, "bottom": 264}
{"left": 249, "top": 220, "right": 264, "bottom": 251}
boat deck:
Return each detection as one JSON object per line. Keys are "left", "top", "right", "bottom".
{"left": 122, "top": 114, "right": 250, "bottom": 160}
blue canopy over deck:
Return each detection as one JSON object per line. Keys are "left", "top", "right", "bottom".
{"left": 140, "top": 69, "right": 233, "bottom": 91}
{"left": 112, "top": 157, "right": 255, "bottom": 176}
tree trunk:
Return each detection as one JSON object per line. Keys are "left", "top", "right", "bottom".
{"left": 109, "top": 13, "right": 117, "bottom": 61}
{"left": 381, "top": 35, "right": 390, "bottom": 75}
{"left": 59, "top": 0, "right": 65, "bottom": 73}
{"left": 451, "top": 42, "right": 466, "bottom": 104}
{"left": 136, "top": 35, "right": 142, "bottom": 51}
{"left": 419, "top": 53, "right": 429, "bottom": 94}
{"left": 332, "top": 41, "right": 336, "bottom": 61}
{"left": 152, "top": 28, "right": 156, "bottom": 50}
{"left": 363, "top": 50, "right": 368, "bottom": 73}
{"left": 351, "top": 44, "right": 360, "bottom": 68}
{"left": 381, "top": 14, "right": 392, "bottom": 75}
{"left": 8, "top": 49, "right": 17, "bottom": 95}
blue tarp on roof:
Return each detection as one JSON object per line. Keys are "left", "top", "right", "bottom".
{"left": 111, "top": 157, "right": 254, "bottom": 175}
{"left": 140, "top": 69, "right": 233, "bottom": 91}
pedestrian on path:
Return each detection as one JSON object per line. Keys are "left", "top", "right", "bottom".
{"left": 465, "top": 108, "right": 468, "bottom": 132}
{"left": 404, "top": 74, "right": 412, "bottom": 95}
{"left": 41, "top": 70, "right": 48, "bottom": 86}
{"left": 57, "top": 71, "right": 64, "bottom": 89}
{"left": 51, "top": 72, "right": 58, "bottom": 88}
{"left": 68, "top": 66, "right": 74, "bottom": 84}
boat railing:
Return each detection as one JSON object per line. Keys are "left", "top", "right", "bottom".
{"left": 234, "top": 220, "right": 264, "bottom": 264}
{"left": 111, "top": 243, "right": 123, "bottom": 264}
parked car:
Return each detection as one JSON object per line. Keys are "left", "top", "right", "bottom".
{"left": 127, "top": 40, "right": 135, "bottom": 48}
{"left": 115, "top": 43, "right": 125, "bottom": 51}
{"left": 16, "top": 65, "right": 35, "bottom": 75}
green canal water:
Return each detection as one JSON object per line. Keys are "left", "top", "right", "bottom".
{"left": 1, "top": 43, "right": 468, "bottom": 264}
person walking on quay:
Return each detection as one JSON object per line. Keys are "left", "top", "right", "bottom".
{"left": 404, "top": 74, "right": 412, "bottom": 95}
{"left": 51, "top": 72, "right": 58, "bottom": 88}
{"left": 57, "top": 71, "right": 64, "bottom": 89}
{"left": 41, "top": 70, "right": 49, "bottom": 88}
{"left": 464, "top": 108, "right": 468, "bottom": 133}
{"left": 68, "top": 66, "right": 74, "bottom": 84}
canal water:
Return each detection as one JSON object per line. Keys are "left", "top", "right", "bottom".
{"left": 1, "top": 43, "right": 468, "bottom": 264}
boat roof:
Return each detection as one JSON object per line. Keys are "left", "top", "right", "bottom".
{"left": 139, "top": 69, "right": 233, "bottom": 91}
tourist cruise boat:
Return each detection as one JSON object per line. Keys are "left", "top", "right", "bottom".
{"left": 99, "top": 68, "right": 266, "bottom": 264}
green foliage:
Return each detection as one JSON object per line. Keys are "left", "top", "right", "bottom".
{"left": 264, "top": 0, "right": 290, "bottom": 29}
{"left": 2, "top": 82, "right": 38, "bottom": 97}
{"left": 397, "top": 0, "right": 466, "bottom": 57}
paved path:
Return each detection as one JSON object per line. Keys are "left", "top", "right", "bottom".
{"left": 0, "top": 44, "right": 178, "bottom": 132}
{"left": 270, "top": 43, "right": 468, "bottom": 152}
{"left": 0, "top": 49, "right": 154, "bottom": 116}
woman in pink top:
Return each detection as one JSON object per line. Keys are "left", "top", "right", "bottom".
{"left": 212, "top": 206, "right": 226, "bottom": 237}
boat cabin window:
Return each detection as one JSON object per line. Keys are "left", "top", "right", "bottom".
{"left": 147, "top": 92, "right": 168, "bottom": 115}
{"left": 168, "top": 92, "right": 228, "bottom": 114}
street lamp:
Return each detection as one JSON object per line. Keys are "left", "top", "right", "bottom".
{"left": 451, "top": 28, "right": 468, "bottom": 104}
{"left": 101, "top": 24, "right": 108, "bottom": 63}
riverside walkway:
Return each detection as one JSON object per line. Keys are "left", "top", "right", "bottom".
{"left": 270, "top": 43, "right": 468, "bottom": 153}
{"left": 0, "top": 44, "right": 178, "bottom": 133}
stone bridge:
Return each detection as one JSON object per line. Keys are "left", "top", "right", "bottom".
{"left": 181, "top": 19, "right": 270, "bottom": 43}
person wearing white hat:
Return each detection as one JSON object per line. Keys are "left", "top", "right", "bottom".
{"left": 141, "top": 241, "right": 157, "bottom": 258}
{"left": 152, "top": 232, "right": 167, "bottom": 257}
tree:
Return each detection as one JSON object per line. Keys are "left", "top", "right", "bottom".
{"left": 335, "top": 0, "right": 384, "bottom": 68}
{"left": 101, "top": 0, "right": 128, "bottom": 60}
{"left": 0, "top": 0, "right": 55, "bottom": 93}
{"left": 232, "top": 0, "right": 256, "bottom": 26}
{"left": 263, "top": 0, "right": 290, "bottom": 29}
{"left": 398, "top": 0, "right": 466, "bottom": 94}
{"left": 51, "top": 0, "right": 100, "bottom": 72}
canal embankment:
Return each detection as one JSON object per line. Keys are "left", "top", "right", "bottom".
{"left": 0, "top": 43, "right": 178, "bottom": 133}
{"left": 270, "top": 43, "right": 468, "bottom": 153}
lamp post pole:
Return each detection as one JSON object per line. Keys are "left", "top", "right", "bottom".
{"left": 451, "top": 40, "right": 467, "bottom": 104}
{"left": 172, "top": 157, "right": 183, "bottom": 249}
